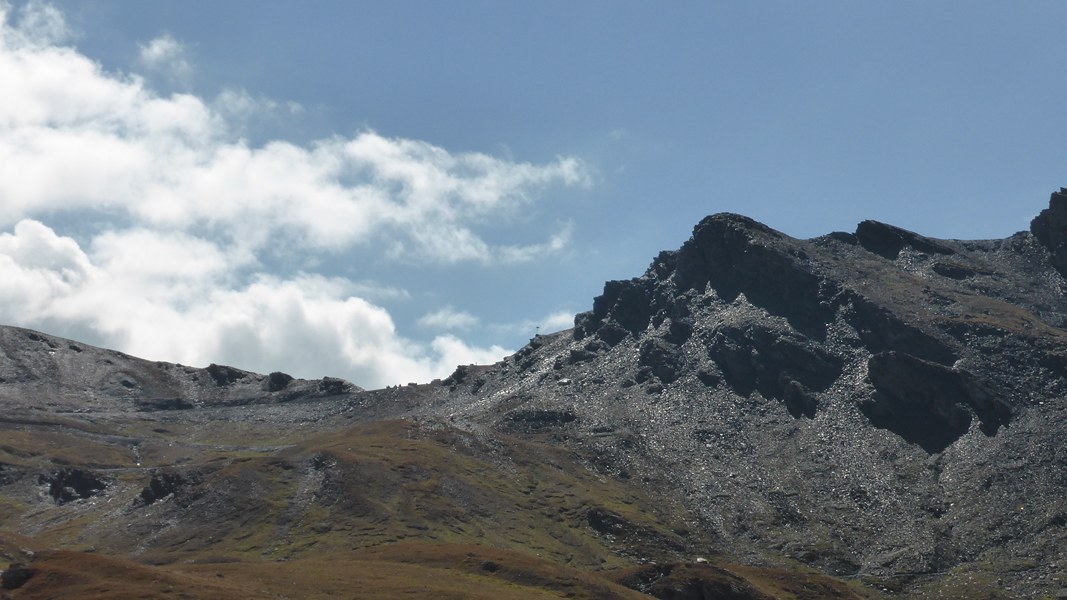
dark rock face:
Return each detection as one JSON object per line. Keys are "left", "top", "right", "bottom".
{"left": 38, "top": 468, "right": 109, "bottom": 504}
{"left": 855, "top": 220, "right": 955, "bottom": 259}
{"left": 677, "top": 215, "right": 830, "bottom": 337}
{"left": 206, "top": 363, "right": 248, "bottom": 386}
{"left": 503, "top": 409, "right": 577, "bottom": 433}
{"left": 576, "top": 214, "right": 832, "bottom": 343}
{"left": 442, "top": 364, "right": 492, "bottom": 393}
{"left": 318, "top": 376, "right": 353, "bottom": 395}
{"left": 1, "top": 563, "right": 35, "bottom": 590}
{"left": 1030, "top": 187, "right": 1067, "bottom": 275}
{"left": 586, "top": 506, "right": 629, "bottom": 536}
{"left": 138, "top": 472, "right": 192, "bottom": 506}
{"left": 267, "top": 371, "right": 294, "bottom": 392}
{"left": 862, "top": 351, "right": 1011, "bottom": 453}
{"left": 0, "top": 462, "right": 20, "bottom": 485}
{"left": 568, "top": 206, "right": 1042, "bottom": 444}
{"left": 840, "top": 293, "right": 957, "bottom": 365}
{"left": 702, "top": 323, "right": 839, "bottom": 418}
{"left": 638, "top": 337, "right": 683, "bottom": 384}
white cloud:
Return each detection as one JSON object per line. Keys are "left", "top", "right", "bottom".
{"left": 0, "top": 220, "right": 509, "bottom": 388}
{"left": 539, "top": 310, "right": 577, "bottom": 332}
{"left": 417, "top": 306, "right": 480, "bottom": 331}
{"left": 90, "top": 228, "right": 236, "bottom": 282}
{"left": 487, "top": 309, "right": 577, "bottom": 339}
{"left": 0, "top": 3, "right": 589, "bottom": 388}
{"left": 0, "top": 5, "right": 588, "bottom": 261}
{"left": 0, "top": 220, "right": 93, "bottom": 319}
{"left": 347, "top": 281, "right": 411, "bottom": 302}
{"left": 137, "top": 33, "right": 192, "bottom": 85}
{"left": 1, "top": 0, "right": 68, "bottom": 48}
{"left": 211, "top": 88, "right": 306, "bottom": 137}
{"left": 429, "top": 335, "right": 509, "bottom": 372}
{"left": 498, "top": 221, "right": 573, "bottom": 264}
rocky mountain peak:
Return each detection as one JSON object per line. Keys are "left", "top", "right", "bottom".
{"left": 575, "top": 210, "right": 825, "bottom": 347}
{"left": 467, "top": 191, "right": 1067, "bottom": 595}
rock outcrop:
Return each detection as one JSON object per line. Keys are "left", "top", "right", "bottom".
{"left": 38, "top": 468, "right": 109, "bottom": 505}
{"left": 1030, "top": 187, "right": 1067, "bottom": 275}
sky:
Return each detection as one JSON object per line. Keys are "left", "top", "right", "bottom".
{"left": 2, "top": 1, "right": 1066, "bottom": 389}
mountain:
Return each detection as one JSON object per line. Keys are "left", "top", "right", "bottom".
{"left": 4, "top": 190, "right": 1067, "bottom": 598}
{"left": 432, "top": 189, "right": 1067, "bottom": 598}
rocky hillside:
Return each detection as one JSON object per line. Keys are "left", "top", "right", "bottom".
{"left": 0, "top": 331, "right": 867, "bottom": 599}
{"left": 435, "top": 189, "right": 1067, "bottom": 597}
{"left": 4, "top": 190, "right": 1067, "bottom": 598}
{"left": 0, "top": 326, "right": 360, "bottom": 413}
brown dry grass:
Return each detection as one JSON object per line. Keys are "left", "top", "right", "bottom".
{"left": 6, "top": 543, "right": 647, "bottom": 600}
{"left": 0, "top": 418, "right": 874, "bottom": 600}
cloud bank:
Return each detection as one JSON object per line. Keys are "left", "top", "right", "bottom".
{"left": 0, "top": 2, "right": 587, "bottom": 388}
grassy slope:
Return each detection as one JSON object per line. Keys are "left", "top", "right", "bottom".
{"left": 0, "top": 414, "right": 873, "bottom": 599}
{"left": 4, "top": 544, "right": 650, "bottom": 600}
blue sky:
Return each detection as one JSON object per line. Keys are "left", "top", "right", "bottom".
{"left": 2, "top": 0, "right": 1065, "bottom": 388}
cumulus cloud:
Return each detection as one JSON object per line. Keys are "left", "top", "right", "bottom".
{"left": 0, "top": 3, "right": 588, "bottom": 259}
{"left": 0, "top": 220, "right": 505, "bottom": 387}
{"left": 0, "top": 3, "right": 591, "bottom": 388}
{"left": 0, "top": 220, "right": 92, "bottom": 316}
